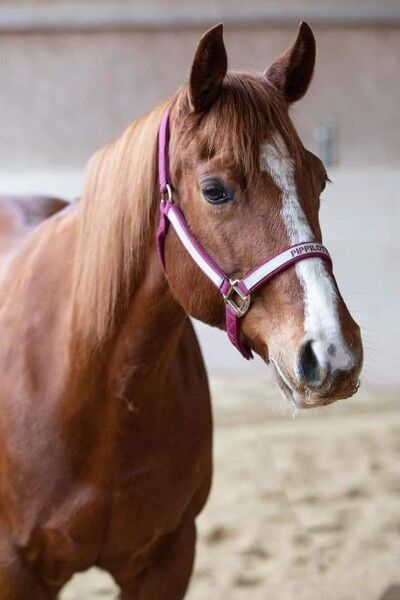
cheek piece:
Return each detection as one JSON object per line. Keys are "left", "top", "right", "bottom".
{"left": 156, "top": 109, "right": 332, "bottom": 360}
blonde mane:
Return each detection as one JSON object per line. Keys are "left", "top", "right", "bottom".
{"left": 73, "top": 102, "right": 168, "bottom": 345}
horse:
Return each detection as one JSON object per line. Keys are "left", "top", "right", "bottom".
{"left": 0, "top": 22, "right": 363, "bottom": 599}
{"left": 0, "top": 195, "right": 68, "bottom": 278}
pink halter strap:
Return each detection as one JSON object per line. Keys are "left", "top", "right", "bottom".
{"left": 156, "top": 109, "right": 332, "bottom": 360}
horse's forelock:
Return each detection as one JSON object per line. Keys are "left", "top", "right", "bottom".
{"left": 175, "top": 72, "right": 303, "bottom": 185}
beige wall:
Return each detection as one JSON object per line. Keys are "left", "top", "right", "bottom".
{"left": 0, "top": 25, "right": 399, "bottom": 169}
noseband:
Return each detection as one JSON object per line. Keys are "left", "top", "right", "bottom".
{"left": 156, "top": 109, "right": 332, "bottom": 360}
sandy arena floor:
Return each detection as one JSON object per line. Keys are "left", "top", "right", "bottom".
{"left": 60, "top": 378, "right": 400, "bottom": 600}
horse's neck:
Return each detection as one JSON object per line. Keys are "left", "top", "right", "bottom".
{"left": 58, "top": 258, "right": 188, "bottom": 473}
{"left": 61, "top": 214, "right": 193, "bottom": 477}
{"left": 71, "top": 215, "right": 190, "bottom": 416}
{"left": 1, "top": 198, "right": 186, "bottom": 413}
{"left": 101, "top": 249, "right": 188, "bottom": 409}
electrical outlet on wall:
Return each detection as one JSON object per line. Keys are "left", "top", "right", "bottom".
{"left": 314, "top": 120, "right": 338, "bottom": 167}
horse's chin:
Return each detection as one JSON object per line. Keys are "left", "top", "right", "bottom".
{"left": 271, "top": 360, "right": 356, "bottom": 410}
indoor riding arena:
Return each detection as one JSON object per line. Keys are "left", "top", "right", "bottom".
{"left": 0, "top": 1, "right": 399, "bottom": 600}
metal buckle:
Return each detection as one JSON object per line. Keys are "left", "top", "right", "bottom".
{"left": 223, "top": 279, "right": 251, "bottom": 318}
{"left": 160, "top": 183, "right": 173, "bottom": 204}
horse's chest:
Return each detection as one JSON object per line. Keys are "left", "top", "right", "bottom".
{"left": 27, "top": 409, "right": 211, "bottom": 584}
{"left": 8, "top": 342, "right": 212, "bottom": 586}
{"left": 18, "top": 447, "right": 206, "bottom": 588}
{"left": 99, "top": 419, "right": 212, "bottom": 564}
{"left": 13, "top": 482, "right": 109, "bottom": 588}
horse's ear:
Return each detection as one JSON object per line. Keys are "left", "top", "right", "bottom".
{"left": 189, "top": 23, "right": 227, "bottom": 113}
{"left": 265, "top": 22, "right": 316, "bottom": 104}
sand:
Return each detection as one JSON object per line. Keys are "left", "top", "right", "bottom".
{"left": 60, "top": 378, "right": 400, "bottom": 600}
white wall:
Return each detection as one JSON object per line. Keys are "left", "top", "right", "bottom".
{"left": 1, "top": 166, "right": 398, "bottom": 386}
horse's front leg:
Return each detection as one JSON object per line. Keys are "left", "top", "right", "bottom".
{"left": 118, "top": 518, "right": 196, "bottom": 600}
{"left": 0, "top": 521, "right": 57, "bottom": 600}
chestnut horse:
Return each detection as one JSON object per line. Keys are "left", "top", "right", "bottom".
{"left": 0, "top": 23, "right": 362, "bottom": 599}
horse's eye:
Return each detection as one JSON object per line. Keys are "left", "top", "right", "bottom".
{"left": 321, "top": 176, "right": 331, "bottom": 193}
{"left": 202, "top": 182, "right": 233, "bottom": 205}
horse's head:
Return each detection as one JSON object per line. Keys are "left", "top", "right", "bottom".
{"left": 165, "top": 23, "right": 363, "bottom": 408}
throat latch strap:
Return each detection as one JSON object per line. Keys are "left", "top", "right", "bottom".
{"left": 156, "top": 109, "right": 332, "bottom": 360}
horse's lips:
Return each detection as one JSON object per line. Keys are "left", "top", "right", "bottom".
{"left": 271, "top": 359, "right": 344, "bottom": 409}
{"left": 270, "top": 359, "right": 298, "bottom": 406}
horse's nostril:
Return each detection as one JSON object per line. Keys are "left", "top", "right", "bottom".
{"left": 327, "top": 343, "right": 336, "bottom": 357}
{"left": 297, "top": 340, "right": 327, "bottom": 388}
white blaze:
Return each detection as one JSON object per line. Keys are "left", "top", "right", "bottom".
{"left": 260, "top": 133, "right": 354, "bottom": 372}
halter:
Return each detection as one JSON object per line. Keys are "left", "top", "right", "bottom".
{"left": 156, "top": 109, "right": 332, "bottom": 360}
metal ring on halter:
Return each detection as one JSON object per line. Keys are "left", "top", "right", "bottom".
{"left": 160, "top": 183, "right": 173, "bottom": 203}
{"left": 223, "top": 279, "right": 251, "bottom": 318}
